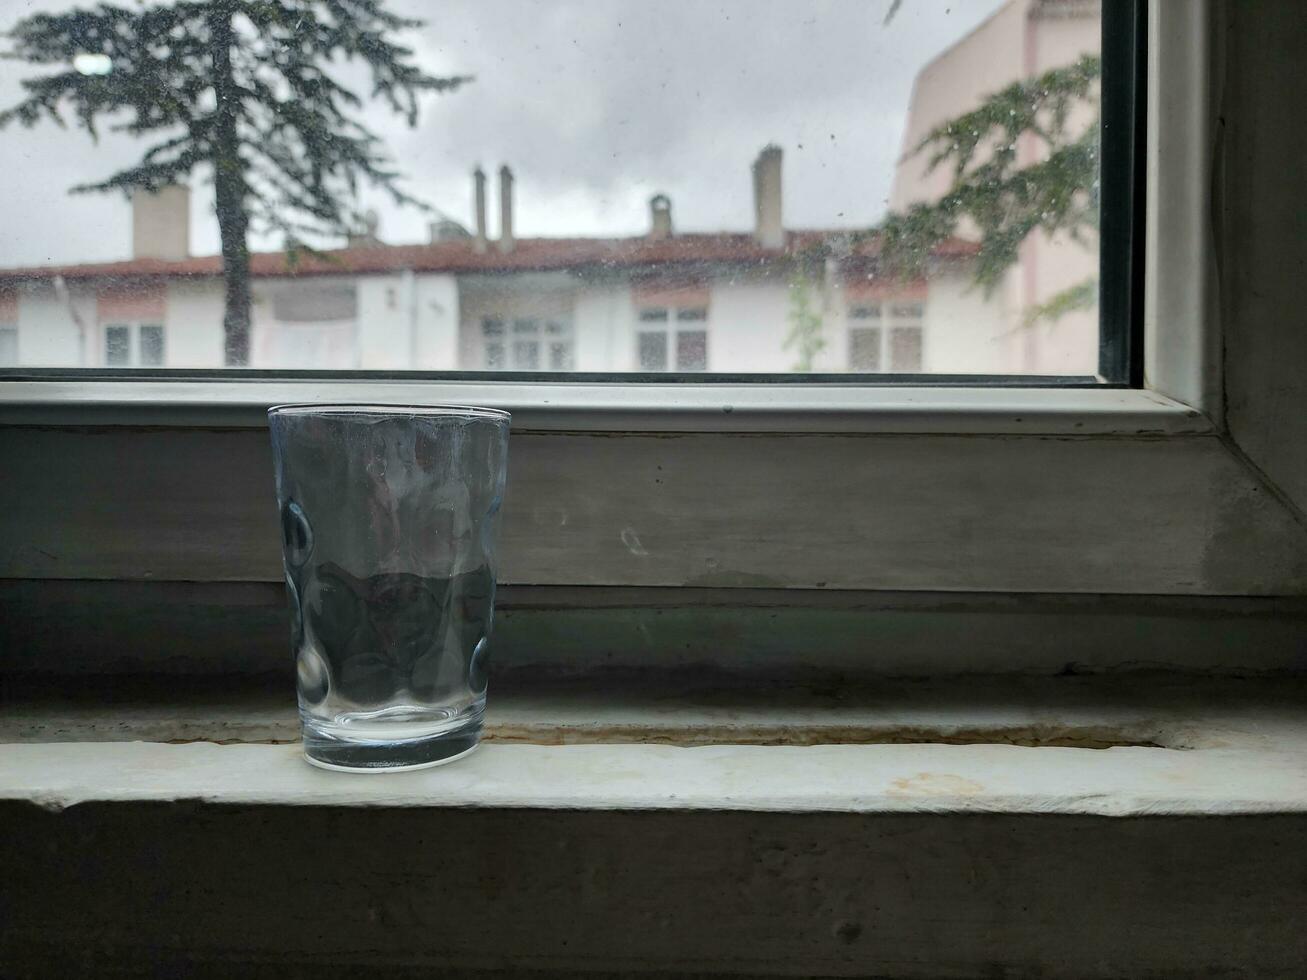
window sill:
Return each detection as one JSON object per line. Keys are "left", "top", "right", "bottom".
{"left": 6, "top": 675, "right": 1305, "bottom": 816}
{"left": 0, "top": 377, "right": 1210, "bottom": 434}
{"left": 8, "top": 675, "right": 1307, "bottom": 976}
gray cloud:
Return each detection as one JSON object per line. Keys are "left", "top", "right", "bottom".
{"left": 0, "top": 0, "right": 1004, "bottom": 264}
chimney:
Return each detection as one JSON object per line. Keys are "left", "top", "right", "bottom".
{"left": 472, "top": 166, "right": 488, "bottom": 252}
{"left": 752, "top": 145, "right": 784, "bottom": 249}
{"left": 497, "top": 165, "right": 514, "bottom": 253}
{"left": 649, "top": 194, "right": 673, "bottom": 240}
{"left": 347, "top": 209, "right": 382, "bottom": 249}
{"left": 131, "top": 184, "right": 190, "bottom": 260}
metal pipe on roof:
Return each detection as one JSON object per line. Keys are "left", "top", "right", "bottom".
{"left": 498, "top": 165, "right": 515, "bottom": 254}
{"left": 472, "top": 167, "right": 488, "bottom": 253}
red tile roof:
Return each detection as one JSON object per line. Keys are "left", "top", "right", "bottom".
{"left": 0, "top": 231, "right": 978, "bottom": 284}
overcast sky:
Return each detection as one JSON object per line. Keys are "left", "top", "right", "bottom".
{"left": 0, "top": 0, "right": 1006, "bottom": 267}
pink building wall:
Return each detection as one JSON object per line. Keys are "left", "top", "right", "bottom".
{"left": 890, "top": 0, "right": 1102, "bottom": 376}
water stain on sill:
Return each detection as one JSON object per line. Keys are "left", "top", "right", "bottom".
{"left": 161, "top": 725, "right": 1173, "bottom": 750}
{"left": 482, "top": 724, "right": 1174, "bottom": 751}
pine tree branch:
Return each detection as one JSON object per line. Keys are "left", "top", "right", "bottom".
{"left": 1021, "top": 278, "right": 1097, "bottom": 327}
{"left": 1, "top": 0, "right": 470, "bottom": 242}
{"left": 878, "top": 54, "right": 1102, "bottom": 294}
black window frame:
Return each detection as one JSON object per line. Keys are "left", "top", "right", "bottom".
{"left": 1098, "top": 0, "right": 1148, "bottom": 385}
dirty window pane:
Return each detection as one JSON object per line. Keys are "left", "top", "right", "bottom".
{"left": 512, "top": 340, "right": 540, "bottom": 370}
{"left": 890, "top": 326, "right": 923, "bottom": 372}
{"left": 638, "top": 332, "right": 668, "bottom": 371}
{"left": 0, "top": 326, "right": 16, "bottom": 365}
{"left": 104, "top": 325, "right": 130, "bottom": 367}
{"left": 849, "top": 327, "right": 882, "bottom": 372}
{"left": 676, "top": 330, "right": 708, "bottom": 371}
{"left": 0, "top": 0, "right": 1104, "bottom": 377}
{"left": 139, "top": 324, "right": 165, "bottom": 366}
{"left": 549, "top": 342, "right": 571, "bottom": 371}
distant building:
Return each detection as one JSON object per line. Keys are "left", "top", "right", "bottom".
{"left": 890, "top": 0, "right": 1101, "bottom": 375}
{"left": 0, "top": 1, "right": 1101, "bottom": 376}
{"left": 0, "top": 150, "right": 988, "bottom": 375}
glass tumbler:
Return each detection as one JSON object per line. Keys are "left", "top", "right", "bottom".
{"left": 268, "top": 404, "right": 510, "bottom": 771}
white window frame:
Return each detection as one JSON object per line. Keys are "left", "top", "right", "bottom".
{"left": 635, "top": 304, "right": 709, "bottom": 372}
{"left": 102, "top": 321, "right": 165, "bottom": 368}
{"left": 3, "top": 4, "right": 1302, "bottom": 650}
{"left": 847, "top": 302, "right": 924, "bottom": 373}
{"left": 483, "top": 316, "right": 574, "bottom": 372}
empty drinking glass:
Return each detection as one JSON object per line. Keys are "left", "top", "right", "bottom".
{"left": 268, "top": 404, "right": 510, "bottom": 771}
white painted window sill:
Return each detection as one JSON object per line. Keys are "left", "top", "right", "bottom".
{"left": 5, "top": 677, "right": 1305, "bottom": 817}
{"left": 5, "top": 738, "right": 1306, "bottom": 817}
{"left": 0, "top": 378, "right": 1209, "bottom": 434}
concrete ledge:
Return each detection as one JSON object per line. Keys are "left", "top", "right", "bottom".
{"left": 7, "top": 676, "right": 1307, "bottom": 976}
{"left": 5, "top": 732, "right": 1307, "bottom": 816}
{"left": 6, "top": 675, "right": 1307, "bottom": 816}
{"left": 4, "top": 797, "right": 1306, "bottom": 978}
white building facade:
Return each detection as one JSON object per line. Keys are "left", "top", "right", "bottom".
{"left": 0, "top": 156, "right": 1014, "bottom": 377}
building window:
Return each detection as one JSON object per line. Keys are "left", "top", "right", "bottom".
{"left": 636, "top": 305, "right": 709, "bottom": 371}
{"left": 890, "top": 326, "right": 923, "bottom": 372}
{"left": 0, "top": 325, "right": 17, "bottom": 366}
{"left": 849, "top": 329, "right": 882, "bottom": 372}
{"left": 512, "top": 318, "right": 540, "bottom": 370}
{"left": 482, "top": 318, "right": 505, "bottom": 370}
{"left": 484, "top": 316, "right": 572, "bottom": 371}
{"left": 544, "top": 319, "right": 574, "bottom": 371}
{"left": 848, "top": 302, "right": 922, "bottom": 373}
{"left": 676, "top": 330, "right": 707, "bottom": 371}
{"left": 139, "top": 324, "right": 165, "bottom": 366}
{"left": 104, "top": 324, "right": 131, "bottom": 366}
{"left": 103, "top": 322, "right": 165, "bottom": 367}
{"left": 638, "top": 331, "right": 667, "bottom": 371}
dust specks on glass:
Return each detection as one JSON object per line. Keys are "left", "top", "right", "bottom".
{"left": 0, "top": 1, "right": 1122, "bottom": 382}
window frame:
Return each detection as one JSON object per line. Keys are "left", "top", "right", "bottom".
{"left": 481, "top": 316, "right": 576, "bottom": 372}
{"left": 1098, "top": 0, "right": 1149, "bottom": 385}
{"left": 635, "top": 304, "right": 710, "bottom": 372}
{"left": 5, "top": 3, "right": 1299, "bottom": 624}
{"left": 847, "top": 302, "right": 924, "bottom": 373}
{"left": 101, "top": 321, "right": 166, "bottom": 368}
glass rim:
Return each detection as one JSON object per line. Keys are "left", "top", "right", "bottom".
{"left": 268, "top": 402, "right": 510, "bottom": 421}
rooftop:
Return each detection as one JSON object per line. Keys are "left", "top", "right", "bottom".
{"left": 0, "top": 231, "right": 979, "bottom": 285}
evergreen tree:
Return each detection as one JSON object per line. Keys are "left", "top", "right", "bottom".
{"left": 0, "top": 1, "right": 469, "bottom": 365}
{"left": 877, "top": 55, "right": 1102, "bottom": 321}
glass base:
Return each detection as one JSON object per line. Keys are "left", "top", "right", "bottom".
{"left": 301, "top": 720, "right": 482, "bottom": 772}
